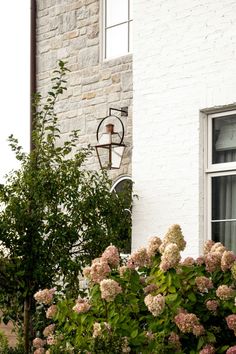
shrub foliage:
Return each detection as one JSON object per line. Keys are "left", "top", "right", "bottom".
{"left": 35, "top": 225, "right": 236, "bottom": 354}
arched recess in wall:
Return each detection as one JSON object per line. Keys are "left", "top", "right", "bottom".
{"left": 110, "top": 175, "right": 132, "bottom": 254}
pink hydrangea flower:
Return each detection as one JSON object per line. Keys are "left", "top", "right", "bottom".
{"left": 47, "top": 335, "right": 57, "bottom": 346}
{"left": 46, "top": 304, "right": 57, "bottom": 319}
{"left": 43, "top": 324, "right": 55, "bottom": 338}
{"left": 192, "top": 324, "right": 205, "bottom": 336}
{"left": 216, "top": 285, "right": 235, "bottom": 300}
{"left": 159, "top": 224, "right": 186, "bottom": 253}
{"left": 204, "top": 240, "right": 215, "bottom": 255}
{"left": 34, "top": 349, "right": 45, "bottom": 354}
{"left": 90, "top": 258, "right": 111, "bottom": 283}
{"left": 221, "top": 251, "right": 236, "bottom": 272}
{"left": 226, "top": 345, "right": 236, "bottom": 354}
{"left": 147, "top": 236, "right": 162, "bottom": 257}
{"left": 33, "top": 338, "right": 45, "bottom": 348}
{"left": 199, "top": 344, "right": 216, "bottom": 354}
{"left": 144, "top": 294, "right": 165, "bottom": 317}
{"left": 210, "top": 242, "right": 226, "bottom": 255}
{"left": 206, "top": 300, "right": 219, "bottom": 314}
{"left": 160, "top": 243, "right": 181, "bottom": 272}
{"left": 100, "top": 279, "right": 122, "bottom": 302}
{"left": 128, "top": 247, "right": 151, "bottom": 268}
{"left": 226, "top": 314, "right": 236, "bottom": 335}
{"left": 174, "top": 312, "right": 200, "bottom": 334}
{"left": 181, "top": 257, "right": 195, "bottom": 266}
{"left": 195, "top": 276, "right": 213, "bottom": 293}
{"left": 34, "top": 288, "right": 55, "bottom": 305}
{"left": 196, "top": 256, "right": 205, "bottom": 266}
{"left": 168, "top": 332, "right": 181, "bottom": 350}
{"left": 205, "top": 252, "right": 222, "bottom": 272}
{"left": 101, "top": 245, "right": 120, "bottom": 267}
{"left": 73, "top": 297, "right": 91, "bottom": 314}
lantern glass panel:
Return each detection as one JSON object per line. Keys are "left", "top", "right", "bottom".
{"left": 111, "top": 145, "right": 125, "bottom": 169}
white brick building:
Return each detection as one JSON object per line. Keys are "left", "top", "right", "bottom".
{"left": 34, "top": 0, "right": 236, "bottom": 257}
{"left": 132, "top": 0, "right": 236, "bottom": 257}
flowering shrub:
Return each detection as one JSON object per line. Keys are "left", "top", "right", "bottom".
{"left": 34, "top": 224, "right": 236, "bottom": 353}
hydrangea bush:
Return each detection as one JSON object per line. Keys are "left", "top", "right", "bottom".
{"left": 33, "top": 225, "right": 236, "bottom": 353}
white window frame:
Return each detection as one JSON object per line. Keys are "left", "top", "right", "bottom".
{"left": 102, "top": 0, "right": 133, "bottom": 60}
{"left": 204, "top": 109, "right": 236, "bottom": 243}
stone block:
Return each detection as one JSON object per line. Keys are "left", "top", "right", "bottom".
{"left": 87, "top": 24, "right": 99, "bottom": 39}
{"left": 121, "top": 71, "right": 133, "bottom": 92}
{"left": 82, "top": 92, "right": 96, "bottom": 100}
{"left": 79, "top": 46, "right": 99, "bottom": 68}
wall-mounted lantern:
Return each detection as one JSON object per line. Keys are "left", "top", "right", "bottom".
{"left": 95, "top": 108, "right": 128, "bottom": 169}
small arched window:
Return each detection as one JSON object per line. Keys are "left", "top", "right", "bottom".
{"left": 111, "top": 176, "right": 132, "bottom": 254}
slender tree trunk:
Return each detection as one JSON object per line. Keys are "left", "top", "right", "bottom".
{"left": 24, "top": 296, "right": 31, "bottom": 354}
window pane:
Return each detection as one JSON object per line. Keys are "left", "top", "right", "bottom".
{"left": 106, "top": 0, "right": 128, "bottom": 27}
{"left": 212, "top": 175, "right": 236, "bottom": 220}
{"left": 212, "top": 221, "right": 236, "bottom": 253}
{"left": 213, "top": 114, "right": 236, "bottom": 164}
{"left": 106, "top": 23, "right": 128, "bottom": 59}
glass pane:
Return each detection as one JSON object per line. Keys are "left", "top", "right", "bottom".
{"left": 106, "top": 23, "right": 128, "bottom": 59}
{"left": 212, "top": 221, "right": 236, "bottom": 253}
{"left": 111, "top": 146, "right": 125, "bottom": 169}
{"left": 106, "top": 0, "right": 128, "bottom": 27}
{"left": 212, "top": 175, "right": 236, "bottom": 220}
{"left": 213, "top": 114, "right": 236, "bottom": 164}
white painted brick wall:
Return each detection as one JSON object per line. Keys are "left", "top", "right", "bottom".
{"left": 132, "top": 0, "right": 236, "bottom": 257}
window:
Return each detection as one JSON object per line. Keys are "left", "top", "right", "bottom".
{"left": 103, "top": 0, "right": 133, "bottom": 59}
{"left": 111, "top": 176, "right": 132, "bottom": 253}
{"left": 206, "top": 110, "right": 236, "bottom": 252}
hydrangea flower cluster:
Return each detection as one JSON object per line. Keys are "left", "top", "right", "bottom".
{"left": 147, "top": 236, "right": 162, "bottom": 257}
{"left": 205, "top": 300, "right": 219, "bottom": 314}
{"left": 221, "top": 251, "right": 236, "bottom": 272}
{"left": 83, "top": 258, "right": 111, "bottom": 283}
{"left": 34, "top": 288, "right": 55, "bottom": 305}
{"left": 72, "top": 297, "right": 91, "bottom": 314}
{"left": 174, "top": 311, "right": 203, "bottom": 336}
{"left": 159, "top": 224, "right": 186, "bottom": 253}
{"left": 199, "top": 344, "right": 216, "bottom": 354}
{"left": 100, "top": 279, "right": 122, "bottom": 302}
{"left": 101, "top": 245, "right": 120, "bottom": 267}
{"left": 226, "top": 314, "right": 236, "bottom": 335}
{"left": 144, "top": 294, "right": 165, "bottom": 317}
{"left": 127, "top": 247, "right": 150, "bottom": 268}
{"left": 216, "top": 285, "right": 235, "bottom": 300}
{"left": 34, "top": 225, "right": 236, "bottom": 353}
{"left": 195, "top": 276, "right": 213, "bottom": 293}
{"left": 46, "top": 304, "right": 57, "bottom": 319}
{"left": 43, "top": 324, "right": 55, "bottom": 338}
{"left": 160, "top": 243, "right": 181, "bottom": 272}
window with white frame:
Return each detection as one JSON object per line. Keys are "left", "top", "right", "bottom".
{"left": 103, "top": 0, "right": 133, "bottom": 60}
{"left": 206, "top": 110, "right": 236, "bottom": 252}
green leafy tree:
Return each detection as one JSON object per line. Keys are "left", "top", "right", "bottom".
{"left": 0, "top": 61, "right": 131, "bottom": 353}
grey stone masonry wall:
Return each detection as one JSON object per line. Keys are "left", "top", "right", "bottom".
{"left": 36, "top": 0, "right": 133, "bottom": 179}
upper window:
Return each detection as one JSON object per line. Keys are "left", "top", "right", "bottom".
{"left": 206, "top": 111, "right": 236, "bottom": 252}
{"left": 103, "top": 0, "right": 133, "bottom": 60}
